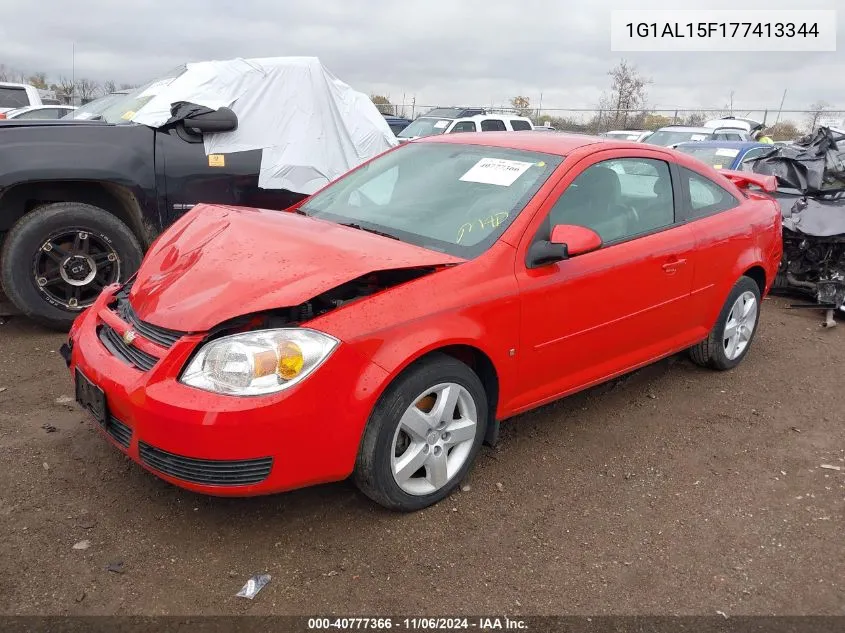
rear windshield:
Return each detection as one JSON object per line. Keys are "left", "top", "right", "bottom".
{"left": 0, "top": 86, "right": 31, "bottom": 109}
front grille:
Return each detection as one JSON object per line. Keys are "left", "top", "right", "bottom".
{"left": 138, "top": 442, "right": 273, "bottom": 486}
{"left": 105, "top": 414, "right": 132, "bottom": 448}
{"left": 99, "top": 324, "right": 158, "bottom": 371}
{"left": 116, "top": 298, "right": 184, "bottom": 348}
{"left": 112, "top": 283, "right": 186, "bottom": 349}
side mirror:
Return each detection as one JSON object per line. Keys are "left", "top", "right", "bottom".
{"left": 182, "top": 107, "right": 238, "bottom": 133}
{"left": 550, "top": 224, "right": 602, "bottom": 256}
{"left": 526, "top": 224, "right": 602, "bottom": 269}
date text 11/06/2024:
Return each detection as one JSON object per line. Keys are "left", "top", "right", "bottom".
{"left": 625, "top": 22, "right": 820, "bottom": 39}
{"left": 307, "top": 617, "right": 528, "bottom": 630}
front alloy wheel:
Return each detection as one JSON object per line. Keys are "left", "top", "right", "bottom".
{"left": 354, "top": 353, "right": 488, "bottom": 512}
{"left": 391, "top": 383, "right": 478, "bottom": 496}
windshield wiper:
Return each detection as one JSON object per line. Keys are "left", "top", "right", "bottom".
{"left": 340, "top": 222, "right": 400, "bottom": 241}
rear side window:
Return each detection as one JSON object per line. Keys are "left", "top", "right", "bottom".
{"left": 0, "top": 87, "right": 30, "bottom": 108}
{"left": 681, "top": 167, "right": 739, "bottom": 219}
{"left": 510, "top": 119, "right": 532, "bottom": 131}
{"left": 450, "top": 121, "right": 477, "bottom": 133}
{"left": 480, "top": 119, "right": 506, "bottom": 132}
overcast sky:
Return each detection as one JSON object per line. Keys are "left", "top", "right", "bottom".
{"left": 2, "top": 0, "right": 843, "bottom": 116}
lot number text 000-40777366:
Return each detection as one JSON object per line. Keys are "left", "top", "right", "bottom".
{"left": 610, "top": 10, "right": 836, "bottom": 52}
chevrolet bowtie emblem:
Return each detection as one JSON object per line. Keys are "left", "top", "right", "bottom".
{"left": 122, "top": 329, "right": 138, "bottom": 346}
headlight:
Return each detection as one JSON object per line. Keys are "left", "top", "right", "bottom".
{"left": 180, "top": 328, "right": 339, "bottom": 396}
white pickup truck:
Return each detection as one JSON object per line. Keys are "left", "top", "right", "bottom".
{"left": 0, "top": 82, "right": 43, "bottom": 114}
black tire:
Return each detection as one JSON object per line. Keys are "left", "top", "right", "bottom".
{"left": 354, "top": 353, "right": 488, "bottom": 512}
{"left": 0, "top": 202, "right": 143, "bottom": 331}
{"left": 689, "top": 276, "right": 762, "bottom": 371}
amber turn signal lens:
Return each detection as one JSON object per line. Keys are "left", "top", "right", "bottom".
{"left": 277, "top": 341, "right": 304, "bottom": 380}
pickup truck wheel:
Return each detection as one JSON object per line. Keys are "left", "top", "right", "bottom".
{"left": 1, "top": 202, "right": 142, "bottom": 331}
{"left": 689, "top": 276, "right": 762, "bottom": 371}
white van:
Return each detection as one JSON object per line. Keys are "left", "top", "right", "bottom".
{"left": 397, "top": 113, "right": 534, "bottom": 142}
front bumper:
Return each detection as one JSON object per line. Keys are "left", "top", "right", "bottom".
{"left": 65, "top": 286, "right": 389, "bottom": 496}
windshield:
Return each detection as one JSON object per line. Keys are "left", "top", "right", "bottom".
{"left": 397, "top": 117, "right": 453, "bottom": 138}
{"left": 66, "top": 65, "right": 187, "bottom": 124}
{"left": 63, "top": 92, "right": 126, "bottom": 120}
{"left": 675, "top": 145, "right": 743, "bottom": 169}
{"left": 646, "top": 130, "right": 712, "bottom": 146}
{"left": 299, "top": 143, "right": 563, "bottom": 258}
{"left": 605, "top": 131, "right": 643, "bottom": 141}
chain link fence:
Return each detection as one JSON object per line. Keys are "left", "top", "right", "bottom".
{"left": 376, "top": 104, "right": 845, "bottom": 140}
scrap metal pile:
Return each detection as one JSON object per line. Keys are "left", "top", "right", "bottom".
{"left": 748, "top": 126, "right": 845, "bottom": 326}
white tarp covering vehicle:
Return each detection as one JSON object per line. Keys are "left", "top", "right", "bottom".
{"left": 130, "top": 56, "right": 398, "bottom": 194}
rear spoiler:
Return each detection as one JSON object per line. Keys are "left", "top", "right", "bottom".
{"left": 719, "top": 169, "right": 778, "bottom": 192}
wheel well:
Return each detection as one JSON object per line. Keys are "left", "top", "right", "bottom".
{"left": 412, "top": 344, "right": 501, "bottom": 446}
{"left": 0, "top": 180, "right": 153, "bottom": 247}
{"left": 743, "top": 265, "right": 767, "bottom": 295}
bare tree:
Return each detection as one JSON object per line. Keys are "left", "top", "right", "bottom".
{"left": 598, "top": 59, "right": 652, "bottom": 129}
{"left": 57, "top": 76, "right": 76, "bottom": 103}
{"left": 370, "top": 94, "right": 394, "bottom": 115}
{"left": 102, "top": 79, "right": 117, "bottom": 96}
{"left": 75, "top": 78, "right": 100, "bottom": 103}
{"left": 806, "top": 101, "right": 831, "bottom": 133}
{"left": 509, "top": 95, "right": 531, "bottom": 117}
{"left": 0, "top": 64, "right": 9, "bottom": 81}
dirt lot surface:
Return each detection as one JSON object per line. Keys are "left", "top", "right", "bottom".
{"left": 0, "top": 294, "right": 843, "bottom": 617}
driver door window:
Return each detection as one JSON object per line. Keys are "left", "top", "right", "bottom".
{"left": 545, "top": 158, "right": 675, "bottom": 244}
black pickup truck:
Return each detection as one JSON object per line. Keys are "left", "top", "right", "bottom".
{"left": 0, "top": 104, "right": 305, "bottom": 330}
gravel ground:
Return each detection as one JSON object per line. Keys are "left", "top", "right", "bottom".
{"left": 0, "top": 294, "right": 843, "bottom": 616}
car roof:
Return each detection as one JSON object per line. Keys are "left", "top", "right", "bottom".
{"left": 674, "top": 140, "right": 768, "bottom": 150}
{"left": 455, "top": 113, "right": 533, "bottom": 122}
{"left": 418, "top": 130, "right": 624, "bottom": 155}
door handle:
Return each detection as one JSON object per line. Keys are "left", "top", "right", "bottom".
{"left": 662, "top": 258, "right": 687, "bottom": 273}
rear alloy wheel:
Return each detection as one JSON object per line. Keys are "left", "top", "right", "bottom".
{"left": 689, "top": 276, "right": 762, "bottom": 371}
{"left": 1, "top": 202, "right": 143, "bottom": 330}
{"left": 354, "top": 354, "right": 488, "bottom": 511}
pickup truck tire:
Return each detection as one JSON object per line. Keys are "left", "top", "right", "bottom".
{"left": 1, "top": 202, "right": 143, "bottom": 331}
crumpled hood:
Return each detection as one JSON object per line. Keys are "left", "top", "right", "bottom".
{"left": 129, "top": 204, "right": 465, "bottom": 331}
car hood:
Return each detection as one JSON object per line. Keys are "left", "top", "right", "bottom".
{"left": 0, "top": 119, "right": 110, "bottom": 128}
{"left": 128, "top": 204, "right": 465, "bottom": 332}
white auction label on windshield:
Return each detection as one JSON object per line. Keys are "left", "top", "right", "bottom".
{"left": 460, "top": 158, "right": 534, "bottom": 186}
{"left": 715, "top": 148, "right": 741, "bottom": 157}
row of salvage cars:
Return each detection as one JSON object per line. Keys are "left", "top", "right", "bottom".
{"left": 1, "top": 57, "right": 838, "bottom": 511}
{"left": 748, "top": 126, "right": 845, "bottom": 326}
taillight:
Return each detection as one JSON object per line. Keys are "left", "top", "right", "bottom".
{"left": 0, "top": 113, "right": 6, "bottom": 119}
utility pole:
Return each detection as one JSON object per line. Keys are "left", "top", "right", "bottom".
{"left": 775, "top": 89, "right": 787, "bottom": 125}
{"left": 729, "top": 90, "right": 734, "bottom": 115}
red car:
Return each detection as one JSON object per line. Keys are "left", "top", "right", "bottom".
{"left": 61, "top": 132, "right": 783, "bottom": 512}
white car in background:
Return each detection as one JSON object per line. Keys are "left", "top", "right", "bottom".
{"left": 1, "top": 105, "right": 77, "bottom": 120}
{"left": 397, "top": 110, "right": 534, "bottom": 142}
{"left": 602, "top": 129, "right": 652, "bottom": 142}
{"left": 703, "top": 116, "right": 764, "bottom": 137}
